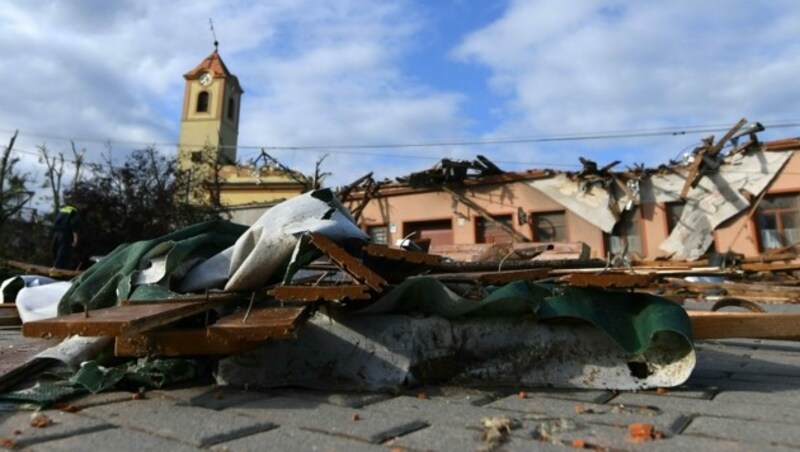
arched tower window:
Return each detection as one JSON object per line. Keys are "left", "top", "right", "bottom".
{"left": 196, "top": 91, "right": 210, "bottom": 113}
{"left": 227, "top": 97, "right": 235, "bottom": 121}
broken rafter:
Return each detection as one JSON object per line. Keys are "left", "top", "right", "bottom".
{"left": 679, "top": 118, "right": 748, "bottom": 200}
{"left": 442, "top": 186, "right": 530, "bottom": 243}
{"left": 306, "top": 232, "right": 388, "bottom": 292}
{"left": 363, "top": 243, "right": 443, "bottom": 266}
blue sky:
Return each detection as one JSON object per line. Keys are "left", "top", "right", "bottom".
{"left": 2, "top": 0, "right": 800, "bottom": 189}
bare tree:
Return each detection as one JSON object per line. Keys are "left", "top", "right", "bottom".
{"left": 39, "top": 141, "right": 86, "bottom": 213}
{"left": 0, "top": 130, "right": 32, "bottom": 231}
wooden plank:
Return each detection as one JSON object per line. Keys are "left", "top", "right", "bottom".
{"left": 209, "top": 306, "right": 309, "bottom": 341}
{"left": 115, "top": 330, "right": 259, "bottom": 357}
{"left": 563, "top": 272, "right": 656, "bottom": 289}
{"left": 0, "top": 304, "right": 21, "bottom": 326}
{"left": 2, "top": 259, "right": 82, "bottom": 278}
{"left": 689, "top": 311, "right": 800, "bottom": 341}
{"left": 269, "top": 285, "right": 372, "bottom": 302}
{"left": 22, "top": 298, "right": 236, "bottom": 339}
{"left": 430, "top": 268, "right": 552, "bottom": 284}
{"left": 115, "top": 305, "right": 309, "bottom": 356}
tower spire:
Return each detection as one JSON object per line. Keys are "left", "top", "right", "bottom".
{"left": 209, "top": 17, "right": 219, "bottom": 52}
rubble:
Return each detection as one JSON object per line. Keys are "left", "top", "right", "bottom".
{"left": 3, "top": 123, "right": 800, "bottom": 405}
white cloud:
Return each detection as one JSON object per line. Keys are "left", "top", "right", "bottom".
{"left": 0, "top": 0, "right": 470, "bottom": 186}
{"left": 3, "top": 0, "right": 800, "bottom": 192}
{"left": 454, "top": 0, "right": 800, "bottom": 167}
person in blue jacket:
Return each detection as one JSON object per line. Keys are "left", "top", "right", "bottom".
{"left": 52, "top": 203, "right": 80, "bottom": 269}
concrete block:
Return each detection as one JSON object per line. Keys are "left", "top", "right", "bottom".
{"left": 684, "top": 416, "right": 800, "bottom": 447}
{"left": 212, "top": 426, "right": 384, "bottom": 452}
{"left": 31, "top": 427, "right": 201, "bottom": 452}
{"left": 228, "top": 395, "right": 427, "bottom": 444}
{"left": 79, "top": 398, "right": 276, "bottom": 447}
{"left": 0, "top": 409, "right": 111, "bottom": 449}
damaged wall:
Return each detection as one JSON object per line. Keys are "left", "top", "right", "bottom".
{"left": 528, "top": 149, "right": 793, "bottom": 260}
{"left": 355, "top": 180, "right": 606, "bottom": 255}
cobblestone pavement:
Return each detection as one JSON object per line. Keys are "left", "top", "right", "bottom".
{"left": 2, "top": 308, "right": 799, "bottom": 451}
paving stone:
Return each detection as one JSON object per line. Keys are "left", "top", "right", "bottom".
{"left": 0, "top": 409, "right": 112, "bottom": 449}
{"left": 228, "top": 395, "right": 427, "bottom": 444}
{"left": 684, "top": 415, "right": 800, "bottom": 447}
{"left": 712, "top": 383, "right": 800, "bottom": 407}
{"left": 30, "top": 426, "right": 202, "bottom": 451}
{"left": 211, "top": 426, "right": 383, "bottom": 452}
{"left": 152, "top": 385, "right": 270, "bottom": 410}
{"left": 79, "top": 398, "right": 276, "bottom": 447}
{"left": 638, "top": 385, "right": 715, "bottom": 400}
{"left": 522, "top": 388, "right": 616, "bottom": 404}
{"left": 730, "top": 372, "right": 800, "bottom": 386}
{"left": 400, "top": 385, "right": 513, "bottom": 406}
{"left": 66, "top": 391, "right": 142, "bottom": 410}
{"left": 273, "top": 387, "right": 393, "bottom": 408}
{"left": 485, "top": 393, "right": 689, "bottom": 434}
{"left": 512, "top": 417, "right": 674, "bottom": 451}
{"left": 363, "top": 395, "right": 527, "bottom": 430}
{"left": 738, "top": 360, "right": 800, "bottom": 378}
{"left": 610, "top": 392, "right": 800, "bottom": 424}
{"left": 386, "top": 424, "right": 564, "bottom": 452}
{"left": 645, "top": 434, "right": 796, "bottom": 452}
{"left": 686, "top": 368, "right": 730, "bottom": 380}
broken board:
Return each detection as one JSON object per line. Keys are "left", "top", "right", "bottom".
{"left": 114, "top": 305, "right": 309, "bottom": 356}
{"left": 22, "top": 298, "right": 237, "bottom": 338}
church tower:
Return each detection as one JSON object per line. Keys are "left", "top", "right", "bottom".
{"left": 178, "top": 49, "right": 243, "bottom": 169}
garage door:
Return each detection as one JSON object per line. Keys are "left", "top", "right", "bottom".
{"left": 403, "top": 219, "right": 454, "bottom": 246}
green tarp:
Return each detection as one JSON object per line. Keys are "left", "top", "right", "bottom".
{"left": 58, "top": 220, "right": 247, "bottom": 315}
{"left": 358, "top": 277, "right": 693, "bottom": 357}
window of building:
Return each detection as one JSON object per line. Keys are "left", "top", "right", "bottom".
{"left": 475, "top": 215, "right": 514, "bottom": 244}
{"left": 530, "top": 211, "right": 567, "bottom": 242}
{"left": 605, "top": 207, "right": 643, "bottom": 256}
{"left": 227, "top": 97, "right": 235, "bottom": 121}
{"left": 368, "top": 225, "right": 388, "bottom": 245}
{"left": 756, "top": 193, "right": 800, "bottom": 250}
{"left": 190, "top": 151, "right": 203, "bottom": 163}
{"left": 404, "top": 219, "right": 454, "bottom": 246}
{"left": 196, "top": 91, "right": 209, "bottom": 113}
{"left": 665, "top": 201, "right": 685, "bottom": 233}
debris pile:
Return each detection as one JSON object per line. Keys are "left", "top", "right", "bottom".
{"left": 2, "top": 121, "right": 800, "bottom": 402}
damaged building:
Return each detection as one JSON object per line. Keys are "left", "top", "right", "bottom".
{"left": 345, "top": 121, "right": 800, "bottom": 263}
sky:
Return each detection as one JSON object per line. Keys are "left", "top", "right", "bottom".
{"left": 2, "top": 0, "right": 800, "bottom": 191}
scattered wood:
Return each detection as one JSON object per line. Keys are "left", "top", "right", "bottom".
{"left": 562, "top": 272, "right": 656, "bottom": 289}
{"left": 689, "top": 311, "right": 800, "bottom": 341}
{"left": 114, "top": 305, "right": 308, "bottom": 357}
{"left": 0, "top": 304, "right": 21, "bottom": 326}
{"left": 2, "top": 260, "right": 82, "bottom": 278}
{"left": 22, "top": 298, "right": 239, "bottom": 338}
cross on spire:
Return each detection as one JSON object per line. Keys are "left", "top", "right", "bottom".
{"left": 209, "top": 17, "right": 219, "bottom": 51}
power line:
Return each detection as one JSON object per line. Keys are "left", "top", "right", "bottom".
{"left": 3, "top": 120, "right": 800, "bottom": 155}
